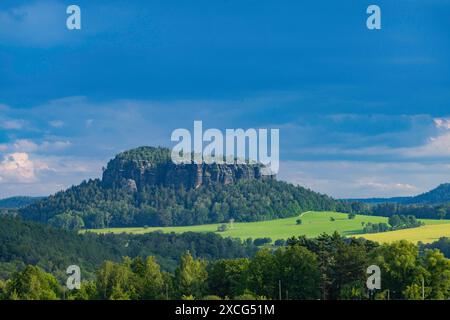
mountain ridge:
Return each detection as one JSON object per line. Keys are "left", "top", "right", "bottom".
{"left": 345, "top": 183, "right": 450, "bottom": 205}
{"left": 0, "top": 196, "right": 44, "bottom": 209}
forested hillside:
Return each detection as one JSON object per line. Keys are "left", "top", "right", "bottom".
{"left": 20, "top": 146, "right": 353, "bottom": 229}
{"left": 351, "top": 183, "right": 450, "bottom": 205}
{"left": 343, "top": 183, "right": 450, "bottom": 220}
{"left": 0, "top": 196, "right": 43, "bottom": 209}
{"left": 0, "top": 216, "right": 257, "bottom": 280}
{"left": 407, "top": 183, "right": 450, "bottom": 204}
{"left": 3, "top": 233, "right": 450, "bottom": 300}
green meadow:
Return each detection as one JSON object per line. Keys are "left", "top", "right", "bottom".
{"left": 85, "top": 211, "right": 450, "bottom": 243}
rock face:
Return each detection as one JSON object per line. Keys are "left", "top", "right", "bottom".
{"left": 101, "top": 147, "right": 275, "bottom": 191}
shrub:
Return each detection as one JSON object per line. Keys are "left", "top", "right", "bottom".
{"left": 253, "top": 238, "right": 272, "bottom": 246}
{"left": 217, "top": 224, "right": 229, "bottom": 232}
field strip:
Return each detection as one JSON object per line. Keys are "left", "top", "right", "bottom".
{"left": 84, "top": 211, "right": 450, "bottom": 244}
{"left": 360, "top": 223, "right": 450, "bottom": 244}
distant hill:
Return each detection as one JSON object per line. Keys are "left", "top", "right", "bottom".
{"left": 347, "top": 183, "right": 450, "bottom": 205}
{"left": 345, "top": 197, "right": 411, "bottom": 204}
{"left": 20, "top": 146, "right": 351, "bottom": 229}
{"left": 406, "top": 183, "right": 450, "bottom": 204}
{"left": 0, "top": 196, "right": 44, "bottom": 209}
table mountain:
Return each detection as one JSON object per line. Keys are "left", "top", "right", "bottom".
{"left": 102, "top": 146, "right": 274, "bottom": 192}
{"left": 20, "top": 146, "right": 350, "bottom": 229}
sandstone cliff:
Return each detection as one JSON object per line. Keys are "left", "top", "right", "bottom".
{"left": 101, "top": 146, "right": 275, "bottom": 192}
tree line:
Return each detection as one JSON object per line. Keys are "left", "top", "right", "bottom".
{"left": 2, "top": 233, "right": 450, "bottom": 300}
{"left": 362, "top": 214, "right": 423, "bottom": 234}
{"left": 341, "top": 201, "right": 450, "bottom": 221}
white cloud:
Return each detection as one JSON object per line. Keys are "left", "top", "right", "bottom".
{"left": 12, "top": 139, "right": 39, "bottom": 152}
{"left": 0, "top": 151, "right": 103, "bottom": 197}
{"left": 0, "top": 153, "right": 38, "bottom": 183}
{"left": 283, "top": 116, "right": 450, "bottom": 161}
{"left": 403, "top": 132, "right": 450, "bottom": 158}
{"left": 40, "top": 140, "right": 72, "bottom": 151}
{"left": 434, "top": 118, "right": 450, "bottom": 130}
{"left": 400, "top": 118, "right": 450, "bottom": 158}
{"left": 4, "top": 139, "right": 71, "bottom": 153}
{"left": 278, "top": 160, "right": 450, "bottom": 199}
{"left": 355, "top": 179, "right": 416, "bottom": 192}
{"left": 2, "top": 96, "right": 450, "bottom": 199}
{"left": 36, "top": 156, "right": 103, "bottom": 175}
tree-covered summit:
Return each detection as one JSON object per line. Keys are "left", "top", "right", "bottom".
{"left": 110, "top": 146, "right": 171, "bottom": 166}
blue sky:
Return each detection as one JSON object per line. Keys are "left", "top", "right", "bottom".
{"left": 0, "top": 0, "right": 450, "bottom": 198}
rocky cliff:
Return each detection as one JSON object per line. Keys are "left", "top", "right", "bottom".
{"left": 101, "top": 146, "right": 275, "bottom": 192}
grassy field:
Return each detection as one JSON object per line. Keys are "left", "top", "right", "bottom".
{"left": 362, "top": 223, "right": 450, "bottom": 244}
{"left": 86, "top": 211, "right": 450, "bottom": 243}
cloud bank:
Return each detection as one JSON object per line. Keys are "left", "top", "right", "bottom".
{"left": 1, "top": 95, "right": 450, "bottom": 198}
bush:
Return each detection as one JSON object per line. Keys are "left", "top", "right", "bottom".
{"left": 253, "top": 238, "right": 272, "bottom": 246}
{"left": 217, "top": 224, "right": 229, "bottom": 232}
{"left": 296, "top": 219, "right": 302, "bottom": 225}
{"left": 48, "top": 211, "right": 85, "bottom": 230}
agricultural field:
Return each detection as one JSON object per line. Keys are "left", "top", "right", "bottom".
{"left": 86, "top": 211, "right": 450, "bottom": 243}
{"left": 87, "top": 211, "right": 450, "bottom": 243}
{"left": 362, "top": 222, "right": 450, "bottom": 244}
{"left": 87, "top": 211, "right": 379, "bottom": 239}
